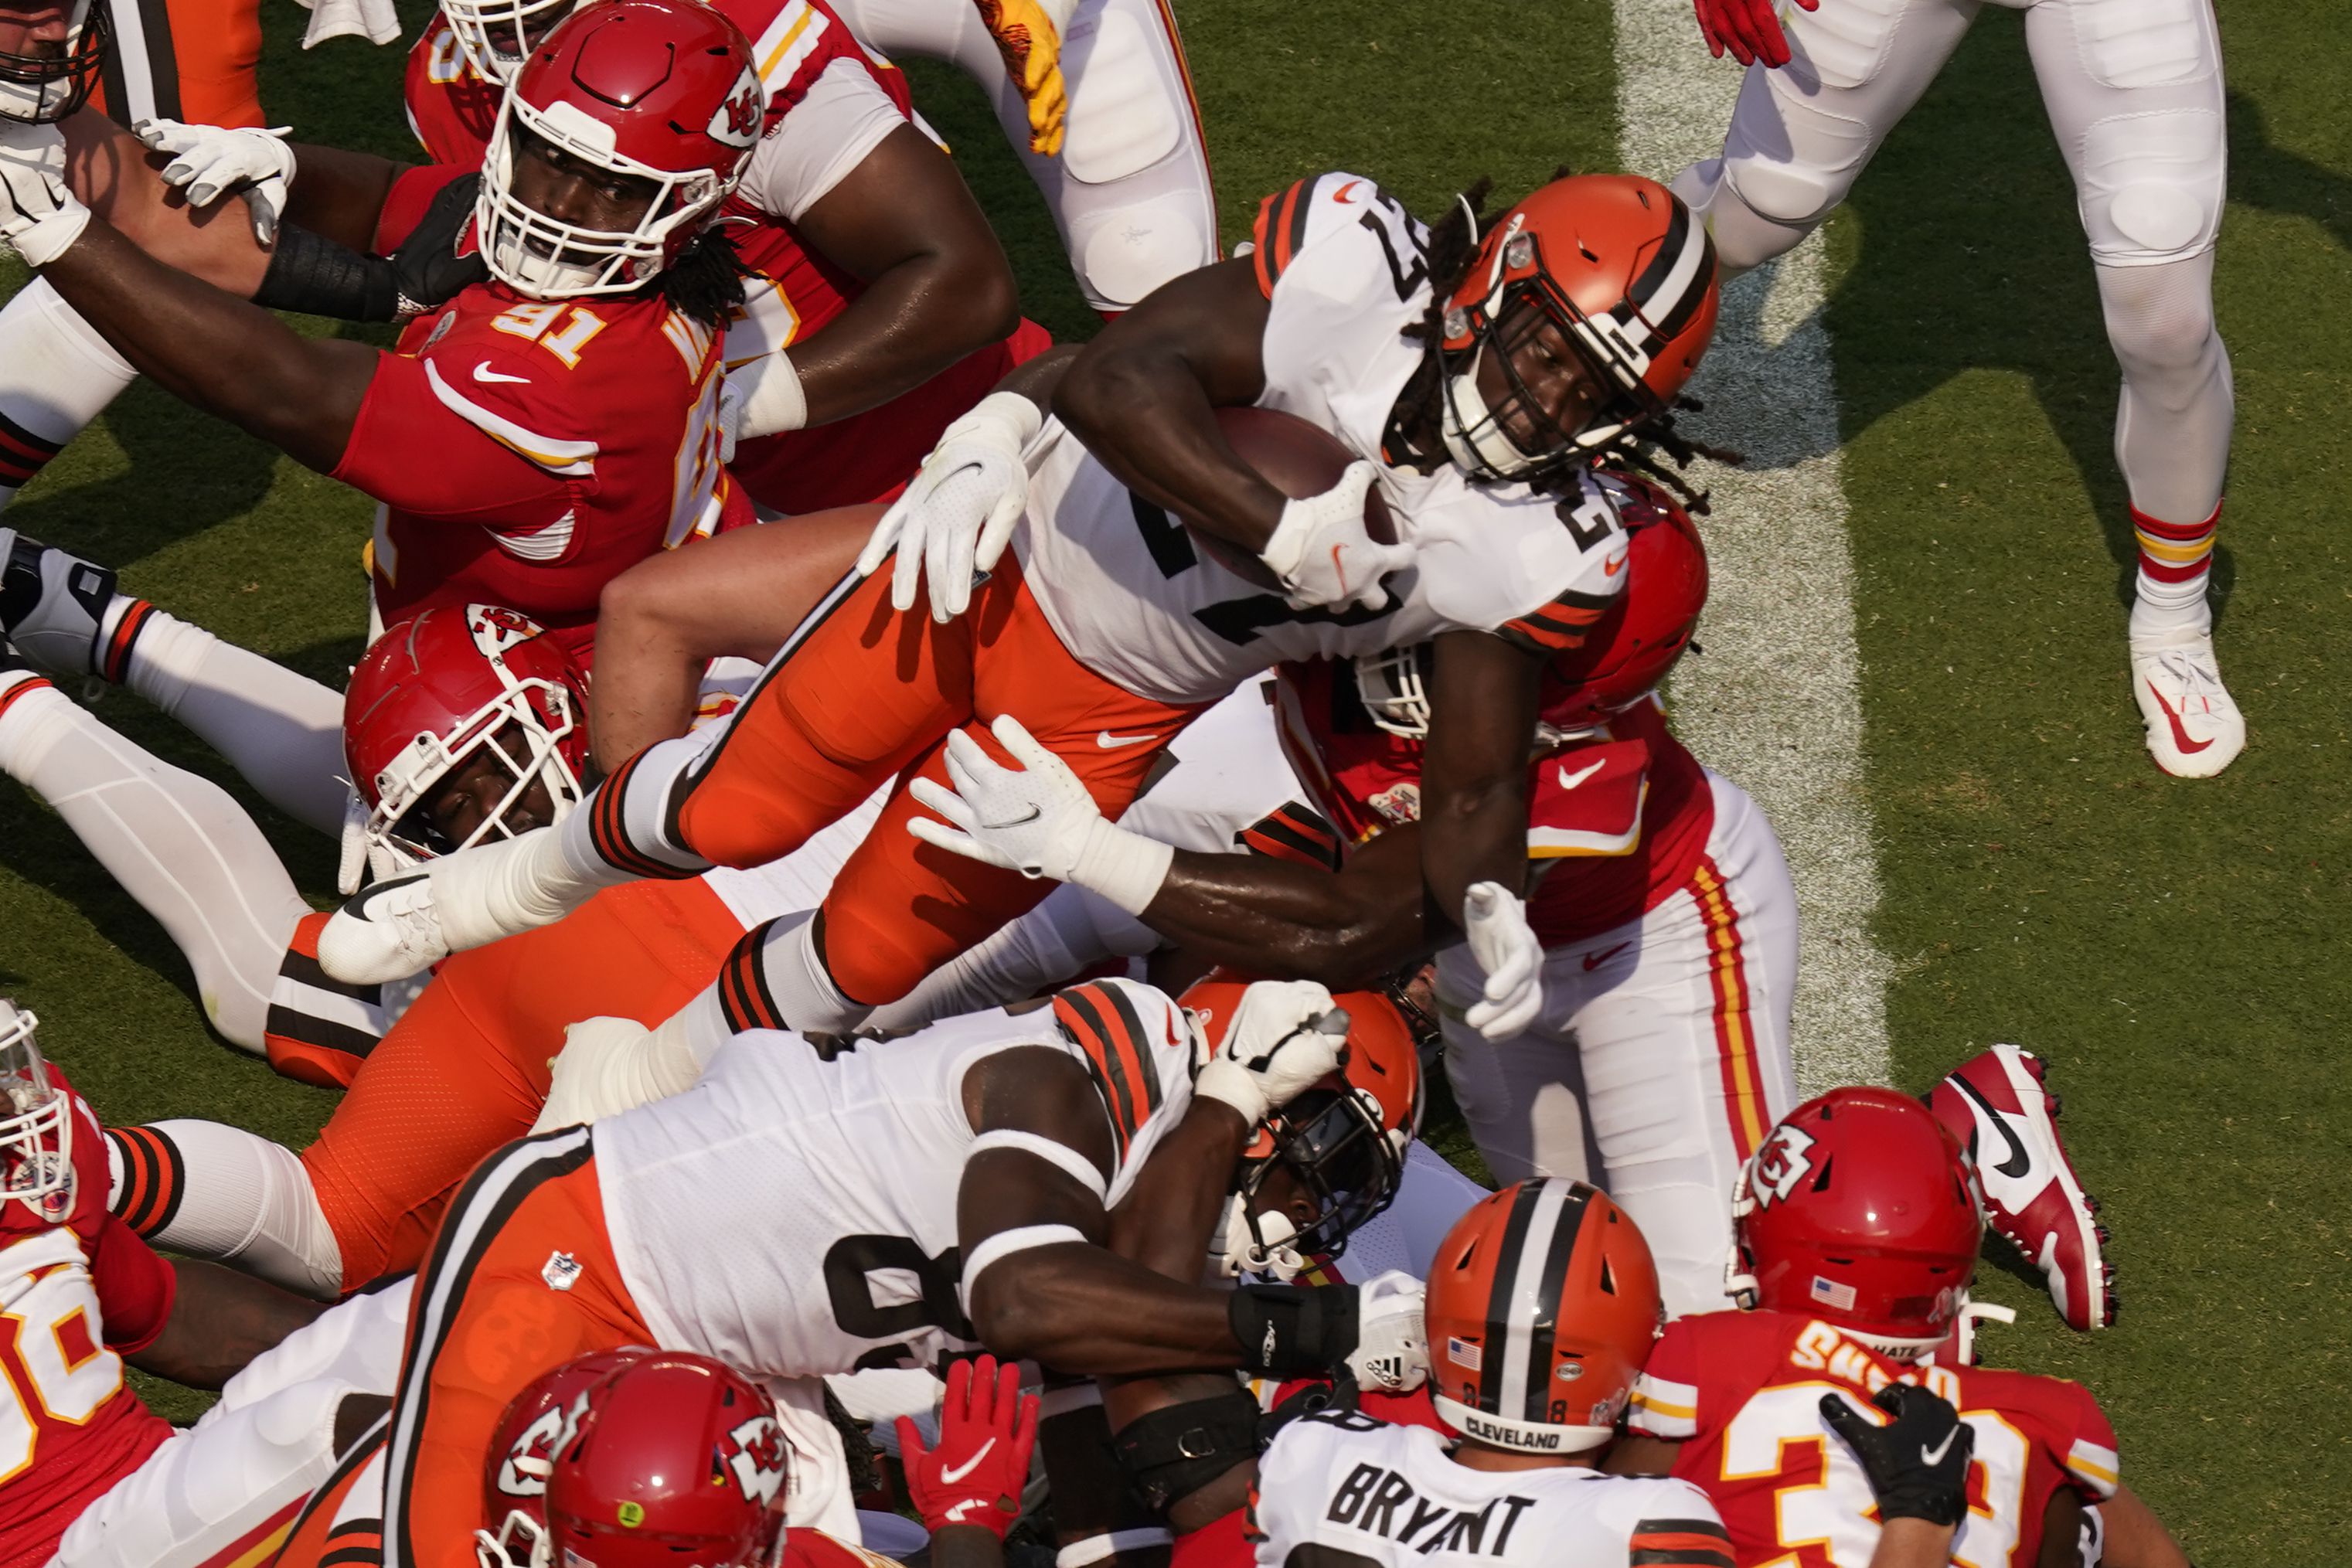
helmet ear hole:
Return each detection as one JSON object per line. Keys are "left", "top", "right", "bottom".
{"left": 1811, "top": 1157, "right": 1834, "bottom": 1192}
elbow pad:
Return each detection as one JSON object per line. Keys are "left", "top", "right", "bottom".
{"left": 251, "top": 224, "right": 402, "bottom": 323}
{"left": 1111, "top": 1387, "right": 1262, "bottom": 1513}
{"left": 1227, "top": 1281, "right": 1359, "bottom": 1377}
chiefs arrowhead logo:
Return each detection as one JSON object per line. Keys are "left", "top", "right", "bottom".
{"left": 706, "top": 66, "right": 766, "bottom": 150}
{"left": 495, "top": 1392, "right": 589, "bottom": 1498}
{"left": 466, "top": 603, "right": 548, "bottom": 664}
{"left": 719, "top": 1413, "right": 789, "bottom": 1507}
{"left": 1746, "top": 1124, "right": 1816, "bottom": 1209}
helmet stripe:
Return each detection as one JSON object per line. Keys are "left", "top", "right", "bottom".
{"left": 1625, "top": 198, "right": 1714, "bottom": 347}
{"left": 1476, "top": 1182, "right": 1547, "bottom": 1415}
{"left": 1520, "top": 1182, "right": 1592, "bottom": 1423}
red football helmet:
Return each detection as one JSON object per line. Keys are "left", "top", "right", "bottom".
{"left": 478, "top": 1350, "right": 791, "bottom": 1568}
{"left": 343, "top": 605, "right": 591, "bottom": 867}
{"left": 477, "top": 0, "right": 765, "bottom": 298}
{"left": 441, "top": 0, "right": 585, "bottom": 83}
{"left": 476, "top": 1346, "right": 657, "bottom": 1568}
{"left": 1426, "top": 1179, "right": 1660, "bottom": 1454}
{"left": 1435, "top": 175, "right": 1719, "bottom": 481}
{"left": 1176, "top": 973, "right": 1424, "bottom": 1278}
{"left": 0, "top": 0, "right": 109, "bottom": 123}
{"left": 0, "top": 999, "right": 70, "bottom": 1216}
{"left": 1353, "top": 473, "right": 1707, "bottom": 742}
{"left": 1729, "top": 1088, "right": 1986, "bottom": 1359}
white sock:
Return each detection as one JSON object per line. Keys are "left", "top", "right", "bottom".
{"left": 435, "top": 823, "right": 632, "bottom": 951}
{"left": 114, "top": 608, "right": 351, "bottom": 836}
{"left": 747, "top": 913, "right": 871, "bottom": 1034}
{"left": 105, "top": 1121, "right": 344, "bottom": 1298}
{"left": 0, "top": 279, "right": 137, "bottom": 507}
{"left": 0, "top": 681, "right": 308, "bottom": 1052}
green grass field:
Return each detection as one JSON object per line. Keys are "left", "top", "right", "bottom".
{"left": 2, "top": 0, "right": 2347, "bottom": 1555}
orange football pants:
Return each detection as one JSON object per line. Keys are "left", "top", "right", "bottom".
{"left": 301, "top": 878, "right": 747, "bottom": 1290}
{"left": 637, "top": 547, "right": 1207, "bottom": 1005}
{"left": 383, "top": 1129, "right": 651, "bottom": 1568}
{"left": 90, "top": 0, "right": 265, "bottom": 129}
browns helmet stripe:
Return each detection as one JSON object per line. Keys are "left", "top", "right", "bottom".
{"left": 1473, "top": 1181, "right": 1541, "bottom": 1414}
{"left": 1622, "top": 196, "right": 1714, "bottom": 348}
{"left": 1629, "top": 1519, "right": 1734, "bottom": 1568}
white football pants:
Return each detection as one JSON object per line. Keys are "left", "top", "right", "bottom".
{"left": 827, "top": 0, "right": 1219, "bottom": 311}
{"left": 1437, "top": 771, "right": 1800, "bottom": 1320}
{"left": 1674, "top": 0, "right": 2233, "bottom": 531}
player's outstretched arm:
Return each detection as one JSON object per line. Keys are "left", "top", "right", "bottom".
{"left": 781, "top": 126, "right": 1020, "bottom": 429}
{"left": 1141, "top": 824, "right": 1431, "bottom": 989}
{"left": 129, "top": 1258, "right": 328, "bottom": 1391}
{"left": 1418, "top": 630, "right": 1544, "bottom": 920}
{"left": 2097, "top": 1486, "right": 2193, "bottom": 1568}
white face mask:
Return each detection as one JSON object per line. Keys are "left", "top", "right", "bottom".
{"left": 0, "top": 0, "right": 95, "bottom": 123}
{"left": 1210, "top": 1194, "right": 1305, "bottom": 1281}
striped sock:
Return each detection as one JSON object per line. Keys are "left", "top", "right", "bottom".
{"left": 2129, "top": 500, "right": 2221, "bottom": 641}
{"left": 0, "top": 411, "right": 63, "bottom": 503}
{"left": 0, "top": 279, "right": 137, "bottom": 509}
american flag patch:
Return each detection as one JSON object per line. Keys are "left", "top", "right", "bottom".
{"left": 1809, "top": 1275, "right": 1857, "bottom": 1311}
{"left": 1448, "top": 1336, "right": 1483, "bottom": 1371}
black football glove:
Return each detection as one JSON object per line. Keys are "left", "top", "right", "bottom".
{"left": 383, "top": 172, "right": 487, "bottom": 317}
{"left": 1819, "top": 1383, "right": 1974, "bottom": 1526}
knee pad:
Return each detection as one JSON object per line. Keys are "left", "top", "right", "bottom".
{"left": 1072, "top": 197, "right": 1213, "bottom": 308}
{"left": 2077, "top": 107, "right": 2224, "bottom": 264}
{"left": 1113, "top": 1389, "right": 1261, "bottom": 1512}
{"left": 1781, "top": 0, "right": 1913, "bottom": 92}
{"left": 1060, "top": 5, "right": 1186, "bottom": 185}
{"left": 2072, "top": 0, "right": 2217, "bottom": 90}
{"left": 1721, "top": 90, "right": 1875, "bottom": 230}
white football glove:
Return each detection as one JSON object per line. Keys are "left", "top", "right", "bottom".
{"left": 529, "top": 1013, "right": 700, "bottom": 1134}
{"left": 1463, "top": 881, "right": 1543, "bottom": 1040}
{"left": 1256, "top": 460, "right": 1413, "bottom": 613}
{"left": 133, "top": 119, "right": 294, "bottom": 247}
{"left": 294, "top": 0, "right": 403, "bottom": 48}
{"left": 722, "top": 347, "right": 806, "bottom": 449}
{"left": 907, "top": 714, "right": 1173, "bottom": 915}
{"left": 0, "top": 119, "right": 89, "bottom": 268}
{"left": 1193, "top": 979, "right": 1348, "bottom": 1128}
{"left": 1346, "top": 1270, "right": 1429, "bottom": 1393}
{"left": 857, "top": 391, "right": 1040, "bottom": 623}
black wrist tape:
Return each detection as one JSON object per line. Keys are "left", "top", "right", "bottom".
{"left": 1228, "top": 1283, "right": 1359, "bottom": 1376}
{"left": 1112, "top": 1389, "right": 1261, "bottom": 1513}
{"left": 251, "top": 224, "right": 401, "bottom": 323}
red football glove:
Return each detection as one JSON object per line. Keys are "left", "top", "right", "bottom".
{"left": 1693, "top": 0, "right": 1816, "bottom": 67}
{"left": 895, "top": 1355, "right": 1040, "bottom": 1539}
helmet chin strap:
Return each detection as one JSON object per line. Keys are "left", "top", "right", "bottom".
{"left": 1210, "top": 1196, "right": 1305, "bottom": 1281}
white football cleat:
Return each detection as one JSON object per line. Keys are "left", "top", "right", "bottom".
{"left": 316, "top": 872, "right": 453, "bottom": 986}
{"left": 2131, "top": 631, "right": 2244, "bottom": 778}
{"left": 0, "top": 529, "right": 126, "bottom": 677}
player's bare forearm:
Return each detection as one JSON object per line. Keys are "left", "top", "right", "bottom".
{"left": 1867, "top": 1519, "right": 1958, "bottom": 1568}
{"left": 1053, "top": 259, "right": 1290, "bottom": 552}
{"left": 993, "top": 342, "right": 1082, "bottom": 414}
{"left": 1142, "top": 826, "right": 1431, "bottom": 988}
{"left": 1105, "top": 1097, "right": 1254, "bottom": 1281}
{"left": 36, "top": 219, "right": 376, "bottom": 471}
{"left": 1418, "top": 630, "right": 1542, "bottom": 915}
{"left": 60, "top": 105, "right": 270, "bottom": 294}
{"left": 2098, "top": 1487, "right": 2192, "bottom": 1568}
{"left": 128, "top": 1259, "right": 326, "bottom": 1389}
{"left": 788, "top": 127, "right": 1019, "bottom": 426}
{"left": 281, "top": 143, "right": 404, "bottom": 252}
{"left": 591, "top": 505, "right": 875, "bottom": 768}
{"left": 968, "top": 1243, "right": 1262, "bottom": 1375}
{"left": 928, "top": 1526, "right": 1009, "bottom": 1568}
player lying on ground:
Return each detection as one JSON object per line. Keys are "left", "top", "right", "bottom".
{"left": 910, "top": 471, "right": 1802, "bottom": 1315}
{"left": 1680, "top": 0, "right": 2240, "bottom": 776}
{"left": 0, "top": 1001, "right": 350, "bottom": 1568}
{"left": 312, "top": 169, "right": 1714, "bottom": 1055}
{"left": 1611, "top": 1087, "right": 2180, "bottom": 1566}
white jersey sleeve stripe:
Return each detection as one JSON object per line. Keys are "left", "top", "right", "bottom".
{"left": 423, "top": 359, "right": 598, "bottom": 477}
{"left": 2066, "top": 1438, "right": 2120, "bottom": 1498}
{"left": 967, "top": 1128, "right": 1111, "bottom": 1203}
{"left": 958, "top": 1223, "right": 1090, "bottom": 1315}
{"left": 1628, "top": 1373, "right": 1700, "bottom": 1438}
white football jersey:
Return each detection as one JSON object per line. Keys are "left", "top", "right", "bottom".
{"left": 1251, "top": 1412, "right": 1727, "bottom": 1568}
{"left": 1015, "top": 170, "right": 1629, "bottom": 708}
{"left": 599, "top": 980, "right": 1196, "bottom": 1380}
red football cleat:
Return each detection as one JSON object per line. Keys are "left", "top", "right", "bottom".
{"left": 1929, "top": 1045, "right": 2116, "bottom": 1332}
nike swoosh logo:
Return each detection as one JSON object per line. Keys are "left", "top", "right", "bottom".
{"left": 1951, "top": 1074, "right": 2033, "bottom": 1180}
{"left": 1582, "top": 940, "right": 1633, "bottom": 972}
{"left": 1603, "top": 550, "right": 1629, "bottom": 577}
{"left": 1096, "top": 731, "right": 1158, "bottom": 749}
{"left": 1920, "top": 1428, "right": 1959, "bottom": 1468}
{"left": 2145, "top": 679, "right": 2214, "bottom": 754}
{"left": 939, "top": 1436, "right": 996, "bottom": 1485}
{"left": 1556, "top": 760, "right": 1604, "bottom": 791}
{"left": 1333, "top": 179, "right": 1362, "bottom": 203}
{"left": 983, "top": 807, "right": 1042, "bottom": 828}
{"left": 473, "top": 360, "right": 531, "bottom": 385}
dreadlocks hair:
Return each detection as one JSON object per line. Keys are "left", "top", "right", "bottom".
{"left": 659, "top": 224, "right": 750, "bottom": 331}
{"left": 1388, "top": 166, "right": 1741, "bottom": 512}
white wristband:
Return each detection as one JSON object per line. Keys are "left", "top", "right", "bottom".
{"left": 1064, "top": 817, "right": 1174, "bottom": 917}
{"left": 734, "top": 348, "right": 808, "bottom": 440}
{"left": 15, "top": 198, "right": 90, "bottom": 270}
{"left": 1190, "top": 1057, "right": 1269, "bottom": 1128}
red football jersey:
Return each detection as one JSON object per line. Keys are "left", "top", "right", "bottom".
{"left": 1626, "top": 1310, "right": 2121, "bottom": 1568}
{"left": 0, "top": 1067, "right": 178, "bottom": 1568}
{"left": 1272, "top": 662, "right": 1715, "bottom": 947}
{"left": 401, "top": 17, "right": 500, "bottom": 168}
{"left": 337, "top": 281, "right": 746, "bottom": 666}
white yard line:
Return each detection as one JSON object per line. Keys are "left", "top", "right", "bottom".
{"left": 1615, "top": 0, "right": 1893, "bottom": 1093}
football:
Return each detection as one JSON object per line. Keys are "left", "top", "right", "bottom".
{"left": 1179, "top": 406, "right": 1397, "bottom": 588}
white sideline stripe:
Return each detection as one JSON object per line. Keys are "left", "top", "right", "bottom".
{"left": 1614, "top": 0, "right": 1892, "bottom": 1094}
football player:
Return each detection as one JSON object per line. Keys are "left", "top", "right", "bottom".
{"left": 1680, "top": 0, "right": 2239, "bottom": 777}
{"left": 313, "top": 171, "right": 1713, "bottom": 1056}
{"left": 0, "top": 999, "right": 349, "bottom": 1568}
{"left": 369, "top": 974, "right": 1424, "bottom": 1565}
{"left": 911, "top": 472, "right": 1799, "bottom": 1317}
{"left": 1611, "top": 1088, "right": 2187, "bottom": 1567}
{"left": 0, "top": 1, "right": 825, "bottom": 659}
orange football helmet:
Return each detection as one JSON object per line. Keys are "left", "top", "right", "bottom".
{"left": 1178, "top": 972, "right": 1424, "bottom": 1277}
{"left": 1426, "top": 1179, "right": 1662, "bottom": 1454}
{"left": 1435, "top": 175, "right": 1719, "bottom": 481}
